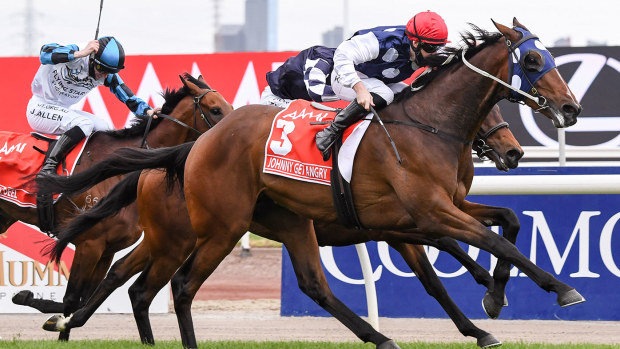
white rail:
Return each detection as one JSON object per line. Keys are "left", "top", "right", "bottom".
{"left": 521, "top": 146, "right": 620, "bottom": 159}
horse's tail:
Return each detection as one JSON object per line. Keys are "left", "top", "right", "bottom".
{"left": 43, "top": 170, "right": 142, "bottom": 264}
{"left": 36, "top": 142, "right": 195, "bottom": 195}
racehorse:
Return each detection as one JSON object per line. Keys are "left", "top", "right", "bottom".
{"left": 9, "top": 73, "right": 232, "bottom": 341}
{"left": 40, "top": 104, "right": 521, "bottom": 348}
{"left": 39, "top": 19, "right": 583, "bottom": 348}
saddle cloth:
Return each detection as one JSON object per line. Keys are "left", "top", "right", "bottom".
{"left": 0, "top": 131, "right": 87, "bottom": 207}
{"left": 263, "top": 99, "right": 371, "bottom": 185}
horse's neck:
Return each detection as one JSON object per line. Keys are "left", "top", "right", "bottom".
{"left": 400, "top": 46, "right": 507, "bottom": 142}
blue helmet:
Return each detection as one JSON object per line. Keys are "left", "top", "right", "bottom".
{"left": 93, "top": 36, "right": 125, "bottom": 73}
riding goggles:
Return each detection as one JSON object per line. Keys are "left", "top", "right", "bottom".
{"left": 419, "top": 42, "right": 444, "bottom": 53}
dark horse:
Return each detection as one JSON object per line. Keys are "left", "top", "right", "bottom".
{"left": 8, "top": 74, "right": 232, "bottom": 340}
{"left": 39, "top": 19, "right": 582, "bottom": 348}
{"left": 40, "top": 104, "right": 520, "bottom": 349}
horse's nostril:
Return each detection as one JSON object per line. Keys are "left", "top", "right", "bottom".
{"left": 506, "top": 148, "right": 523, "bottom": 167}
{"left": 562, "top": 103, "right": 581, "bottom": 117}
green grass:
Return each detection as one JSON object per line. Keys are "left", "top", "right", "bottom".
{"left": 0, "top": 341, "right": 616, "bottom": 348}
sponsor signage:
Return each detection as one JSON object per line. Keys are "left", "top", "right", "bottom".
{"left": 281, "top": 167, "right": 620, "bottom": 320}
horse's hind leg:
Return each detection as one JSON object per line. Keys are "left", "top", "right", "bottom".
{"left": 252, "top": 203, "right": 397, "bottom": 348}
{"left": 44, "top": 243, "right": 151, "bottom": 334}
{"left": 282, "top": 225, "right": 398, "bottom": 348}
{"left": 461, "top": 200, "right": 520, "bottom": 318}
{"left": 389, "top": 242, "right": 500, "bottom": 348}
{"left": 55, "top": 240, "right": 109, "bottom": 341}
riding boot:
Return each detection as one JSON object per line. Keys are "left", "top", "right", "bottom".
{"left": 37, "top": 126, "right": 86, "bottom": 232}
{"left": 38, "top": 126, "right": 86, "bottom": 177}
{"left": 315, "top": 99, "right": 367, "bottom": 161}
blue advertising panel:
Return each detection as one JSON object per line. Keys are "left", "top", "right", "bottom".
{"left": 281, "top": 168, "right": 620, "bottom": 320}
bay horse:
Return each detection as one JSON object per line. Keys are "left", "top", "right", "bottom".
{"left": 40, "top": 104, "right": 520, "bottom": 348}
{"left": 39, "top": 19, "right": 583, "bottom": 348}
{"left": 8, "top": 73, "right": 232, "bottom": 341}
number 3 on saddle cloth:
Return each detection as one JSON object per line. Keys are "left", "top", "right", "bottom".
{"left": 0, "top": 132, "right": 87, "bottom": 229}
{"left": 263, "top": 99, "right": 372, "bottom": 228}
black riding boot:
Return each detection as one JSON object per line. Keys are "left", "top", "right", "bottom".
{"left": 36, "top": 126, "right": 85, "bottom": 232}
{"left": 38, "top": 126, "right": 86, "bottom": 176}
{"left": 315, "top": 100, "right": 367, "bottom": 161}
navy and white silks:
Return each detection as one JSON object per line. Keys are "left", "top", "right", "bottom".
{"left": 261, "top": 26, "right": 417, "bottom": 107}
{"left": 27, "top": 43, "right": 151, "bottom": 136}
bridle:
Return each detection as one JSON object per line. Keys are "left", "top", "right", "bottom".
{"left": 472, "top": 121, "right": 509, "bottom": 160}
{"left": 461, "top": 27, "right": 555, "bottom": 112}
{"left": 140, "top": 89, "right": 219, "bottom": 148}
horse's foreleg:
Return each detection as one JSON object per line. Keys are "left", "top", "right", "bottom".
{"left": 389, "top": 242, "right": 500, "bottom": 348}
{"left": 171, "top": 233, "right": 242, "bottom": 349}
{"left": 433, "top": 237, "right": 494, "bottom": 288}
{"left": 416, "top": 200, "right": 584, "bottom": 307}
{"left": 460, "top": 200, "right": 520, "bottom": 318}
{"left": 128, "top": 222, "right": 196, "bottom": 346}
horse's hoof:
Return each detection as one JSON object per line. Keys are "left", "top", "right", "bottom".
{"left": 43, "top": 314, "right": 65, "bottom": 332}
{"left": 377, "top": 339, "right": 401, "bottom": 349}
{"left": 477, "top": 333, "right": 502, "bottom": 348}
{"left": 558, "top": 289, "right": 586, "bottom": 307}
{"left": 12, "top": 290, "right": 34, "bottom": 305}
{"left": 482, "top": 293, "right": 504, "bottom": 319}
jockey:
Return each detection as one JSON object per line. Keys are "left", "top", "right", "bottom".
{"left": 261, "top": 11, "right": 449, "bottom": 161}
{"left": 28, "top": 36, "right": 160, "bottom": 177}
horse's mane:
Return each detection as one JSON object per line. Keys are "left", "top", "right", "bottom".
{"left": 394, "top": 24, "right": 503, "bottom": 103}
{"left": 104, "top": 73, "right": 210, "bottom": 139}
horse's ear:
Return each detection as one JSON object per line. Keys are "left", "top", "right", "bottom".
{"left": 197, "top": 75, "right": 212, "bottom": 89}
{"left": 512, "top": 17, "right": 530, "bottom": 31}
{"left": 179, "top": 74, "right": 189, "bottom": 88}
{"left": 179, "top": 74, "right": 202, "bottom": 96}
{"left": 492, "top": 19, "right": 520, "bottom": 42}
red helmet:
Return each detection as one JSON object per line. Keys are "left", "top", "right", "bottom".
{"left": 405, "top": 11, "right": 449, "bottom": 44}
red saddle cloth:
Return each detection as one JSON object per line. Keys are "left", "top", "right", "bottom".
{"left": 263, "top": 99, "right": 362, "bottom": 186}
{"left": 0, "top": 132, "right": 87, "bottom": 207}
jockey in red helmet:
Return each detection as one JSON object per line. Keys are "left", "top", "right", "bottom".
{"left": 312, "top": 11, "right": 449, "bottom": 160}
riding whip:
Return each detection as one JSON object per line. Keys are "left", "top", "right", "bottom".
{"left": 94, "top": 0, "right": 104, "bottom": 40}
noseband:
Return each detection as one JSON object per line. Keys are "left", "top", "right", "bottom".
{"left": 140, "top": 88, "right": 219, "bottom": 148}
{"left": 472, "top": 121, "right": 509, "bottom": 160}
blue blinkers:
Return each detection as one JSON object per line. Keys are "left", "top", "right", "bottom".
{"left": 507, "top": 27, "right": 556, "bottom": 102}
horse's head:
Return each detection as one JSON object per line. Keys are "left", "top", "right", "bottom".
{"left": 474, "top": 104, "right": 523, "bottom": 171}
{"left": 493, "top": 18, "right": 581, "bottom": 128}
{"left": 178, "top": 73, "right": 234, "bottom": 133}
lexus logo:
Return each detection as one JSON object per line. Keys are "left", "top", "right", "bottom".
{"left": 520, "top": 52, "right": 620, "bottom": 146}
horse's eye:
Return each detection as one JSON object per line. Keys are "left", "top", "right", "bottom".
{"left": 524, "top": 52, "right": 543, "bottom": 73}
{"left": 210, "top": 108, "right": 222, "bottom": 116}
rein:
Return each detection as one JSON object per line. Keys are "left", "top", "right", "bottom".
{"left": 460, "top": 37, "right": 549, "bottom": 112}
{"left": 140, "top": 89, "right": 218, "bottom": 148}
{"left": 389, "top": 102, "right": 473, "bottom": 145}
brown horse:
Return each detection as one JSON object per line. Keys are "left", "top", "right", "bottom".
{"left": 40, "top": 104, "right": 520, "bottom": 348}
{"left": 8, "top": 74, "right": 232, "bottom": 340}
{"left": 39, "top": 19, "right": 582, "bottom": 348}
